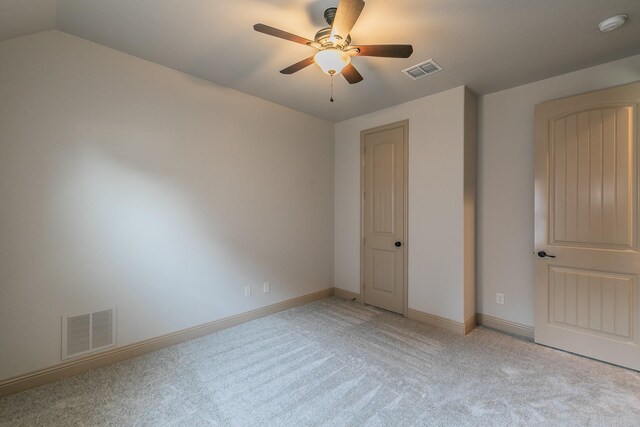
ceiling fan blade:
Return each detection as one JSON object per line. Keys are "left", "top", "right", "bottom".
{"left": 351, "top": 44, "right": 414, "bottom": 58}
{"left": 331, "top": 0, "right": 365, "bottom": 41}
{"left": 342, "top": 63, "right": 363, "bottom": 84}
{"left": 254, "top": 23, "right": 314, "bottom": 47}
{"left": 280, "top": 56, "right": 316, "bottom": 74}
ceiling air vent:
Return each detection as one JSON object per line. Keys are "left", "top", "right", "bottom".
{"left": 402, "top": 59, "right": 443, "bottom": 80}
{"left": 62, "top": 308, "right": 116, "bottom": 359}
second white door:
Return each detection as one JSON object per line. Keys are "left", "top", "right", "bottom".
{"left": 362, "top": 121, "right": 407, "bottom": 314}
{"left": 534, "top": 82, "right": 640, "bottom": 370}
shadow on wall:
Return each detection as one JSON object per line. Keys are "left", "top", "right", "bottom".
{"left": 43, "top": 122, "right": 323, "bottom": 332}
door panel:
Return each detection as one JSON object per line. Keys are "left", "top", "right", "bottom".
{"left": 373, "top": 141, "right": 395, "bottom": 234}
{"left": 372, "top": 249, "right": 396, "bottom": 293}
{"left": 550, "top": 107, "right": 634, "bottom": 249}
{"left": 535, "top": 82, "right": 640, "bottom": 370}
{"left": 362, "top": 122, "right": 407, "bottom": 314}
{"left": 549, "top": 267, "right": 634, "bottom": 340}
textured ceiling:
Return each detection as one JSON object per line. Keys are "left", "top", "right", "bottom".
{"left": 3, "top": 0, "right": 640, "bottom": 121}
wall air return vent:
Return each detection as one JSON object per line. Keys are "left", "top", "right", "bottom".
{"left": 62, "top": 308, "right": 116, "bottom": 359}
{"left": 402, "top": 59, "right": 443, "bottom": 80}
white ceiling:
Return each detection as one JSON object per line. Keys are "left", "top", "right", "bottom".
{"left": 0, "top": 0, "right": 56, "bottom": 41}
{"left": 2, "top": 0, "right": 640, "bottom": 121}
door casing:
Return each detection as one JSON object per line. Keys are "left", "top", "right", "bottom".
{"left": 360, "top": 120, "right": 409, "bottom": 315}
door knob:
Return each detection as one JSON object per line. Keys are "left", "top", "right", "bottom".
{"left": 395, "top": 241, "right": 402, "bottom": 247}
{"left": 537, "top": 251, "right": 556, "bottom": 258}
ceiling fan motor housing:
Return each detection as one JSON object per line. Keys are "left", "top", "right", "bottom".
{"left": 314, "top": 27, "right": 351, "bottom": 47}
{"left": 316, "top": 8, "right": 351, "bottom": 47}
{"left": 324, "top": 7, "right": 337, "bottom": 25}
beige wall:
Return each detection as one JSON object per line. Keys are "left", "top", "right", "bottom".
{"left": 3, "top": 29, "right": 639, "bottom": 383}
{"left": 335, "top": 52, "right": 640, "bottom": 329}
{"left": 334, "top": 86, "right": 475, "bottom": 324}
{"left": 477, "top": 54, "right": 640, "bottom": 327}
{"left": 0, "top": 31, "right": 334, "bottom": 380}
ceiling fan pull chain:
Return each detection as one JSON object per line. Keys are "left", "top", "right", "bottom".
{"left": 330, "top": 75, "right": 334, "bottom": 102}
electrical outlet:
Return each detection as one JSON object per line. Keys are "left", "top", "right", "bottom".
{"left": 263, "top": 282, "right": 270, "bottom": 293}
{"left": 496, "top": 293, "right": 505, "bottom": 305}
{"left": 244, "top": 285, "right": 251, "bottom": 297}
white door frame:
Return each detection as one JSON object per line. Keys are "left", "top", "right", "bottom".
{"left": 360, "top": 120, "right": 409, "bottom": 315}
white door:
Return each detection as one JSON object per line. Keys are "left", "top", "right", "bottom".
{"left": 362, "top": 121, "right": 407, "bottom": 314}
{"left": 534, "top": 82, "right": 640, "bottom": 370}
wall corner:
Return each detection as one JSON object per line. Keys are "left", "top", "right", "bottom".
{"left": 463, "top": 87, "right": 478, "bottom": 323}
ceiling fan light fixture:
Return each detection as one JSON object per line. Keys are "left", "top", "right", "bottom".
{"left": 254, "top": 0, "right": 413, "bottom": 84}
{"left": 314, "top": 48, "right": 351, "bottom": 75}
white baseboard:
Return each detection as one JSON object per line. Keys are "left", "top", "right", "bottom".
{"left": 465, "top": 314, "right": 477, "bottom": 334}
{"left": 0, "top": 288, "right": 334, "bottom": 398}
{"left": 407, "top": 308, "right": 470, "bottom": 335}
{"left": 333, "top": 287, "right": 362, "bottom": 302}
{"left": 477, "top": 313, "right": 534, "bottom": 341}
{"left": 334, "top": 290, "right": 475, "bottom": 335}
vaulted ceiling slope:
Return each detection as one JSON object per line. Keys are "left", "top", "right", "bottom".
{"left": 2, "top": 0, "right": 640, "bottom": 121}
{"left": 0, "top": 0, "right": 56, "bottom": 41}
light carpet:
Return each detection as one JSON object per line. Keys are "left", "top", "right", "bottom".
{"left": 1, "top": 297, "right": 639, "bottom": 426}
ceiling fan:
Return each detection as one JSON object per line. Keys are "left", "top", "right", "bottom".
{"left": 254, "top": 0, "right": 413, "bottom": 84}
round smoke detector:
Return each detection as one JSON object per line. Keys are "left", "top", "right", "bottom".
{"left": 599, "top": 14, "right": 627, "bottom": 32}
